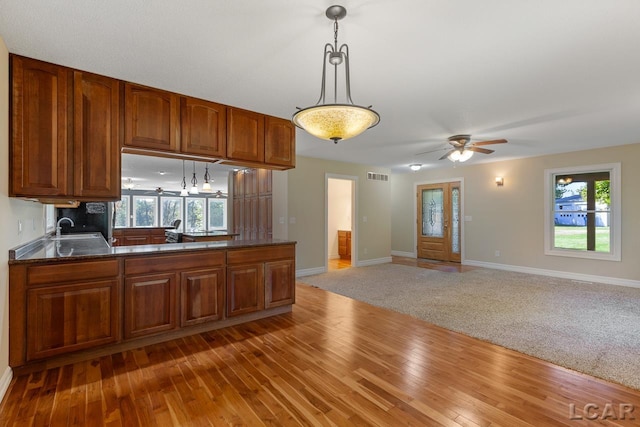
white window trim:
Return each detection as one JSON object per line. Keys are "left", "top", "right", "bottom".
{"left": 208, "top": 198, "right": 228, "bottom": 231}
{"left": 544, "top": 163, "right": 621, "bottom": 261}
{"left": 132, "top": 195, "right": 158, "bottom": 227}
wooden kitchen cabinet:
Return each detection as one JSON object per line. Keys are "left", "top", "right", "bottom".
{"left": 73, "top": 70, "right": 121, "bottom": 199}
{"left": 124, "top": 83, "right": 179, "bottom": 152}
{"left": 338, "top": 230, "right": 351, "bottom": 260}
{"left": 265, "top": 116, "right": 296, "bottom": 168}
{"left": 13, "top": 259, "right": 121, "bottom": 363}
{"left": 10, "top": 55, "right": 121, "bottom": 201}
{"left": 124, "top": 251, "right": 225, "bottom": 337}
{"left": 265, "top": 259, "right": 295, "bottom": 308}
{"left": 227, "top": 107, "right": 265, "bottom": 163}
{"left": 180, "top": 96, "right": 226, "bottom": 157}
{"left": 226, "top": 244, "right": 295, "bottom": 317}
{"left": 10, "top": 55, "right": 71, "bottom": 197}
{"left": 181, "top": 267, "right": 225, "bottom": 326}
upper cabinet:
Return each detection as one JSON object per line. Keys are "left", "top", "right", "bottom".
{"left": 73, "top": 71, "right": 121, "bottom": 198}
{"left": 124, "top": 83, "right": 179, "bottom": 152}
{"left": 227, "top": 107, "right": 265, "bottom": 163}
{"left": 180, "top": 97, "right": 226, "bottom": 157}
{"left": 10, "top": 55, "right": 70, "bottom": 197}
{"left": 10, "top": 55, "right": 121, "bottom": 201}
{"left": 265, "top": 116, "right": 296, "bottom": 168}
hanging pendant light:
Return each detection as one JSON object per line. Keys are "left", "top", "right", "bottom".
{"left": 202, "top": 163, "right": 213, "bottom": 193}
{"left": 190, "top": 162, "right": 199, "bottom": 194}
{"left": 180, "top": 161, "right": 189, "bottom": 197}
{"left": 292, "top": 5, "right": 380, "bottom": 144}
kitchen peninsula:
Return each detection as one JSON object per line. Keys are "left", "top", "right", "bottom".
{"left": 8, "top": 233, "right": 295, "bottom": 372}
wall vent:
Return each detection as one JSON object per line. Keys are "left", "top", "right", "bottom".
{"left": 367, "top": 172, "right": 389, "bottom": 182}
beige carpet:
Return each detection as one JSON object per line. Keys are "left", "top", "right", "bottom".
{"left": 300, "top": 263, "right": 640, "bottom": 390}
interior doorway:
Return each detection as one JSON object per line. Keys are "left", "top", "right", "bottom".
{"left": 327, "top": 176, "right": 355, "bottom": 271}
{"left": 417, "top": 181, "right": 461, "bottom": 262}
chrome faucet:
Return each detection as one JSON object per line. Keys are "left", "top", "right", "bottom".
{"left": 56, "top": 217, "right": 75, "bottom": 239}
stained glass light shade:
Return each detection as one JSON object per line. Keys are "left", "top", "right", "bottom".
{"left": 292, "top": 104, "right": 380, "bottom": 143}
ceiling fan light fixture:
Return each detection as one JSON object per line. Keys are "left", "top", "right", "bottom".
{"left": 292, "top": 5, "right": 380, "bottom": 144}
{"left": 448, "top": 149, "right": 474, "bottom": 162}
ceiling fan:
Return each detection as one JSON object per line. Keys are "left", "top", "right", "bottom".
{"left": 144, "top": 187, "right": 176, "bottom": 195}
{"left": 439, "top": 134, "right": 508, "bottom": 162}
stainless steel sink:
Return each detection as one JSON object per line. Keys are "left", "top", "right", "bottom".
{"left": 50, "top": 233, "right": 104, "bottom": 241}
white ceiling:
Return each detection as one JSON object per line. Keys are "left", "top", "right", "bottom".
{"left": 2, "top": 0, "right": 640, "bottom": 175}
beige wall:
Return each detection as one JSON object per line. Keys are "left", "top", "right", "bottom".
{"left": 0, "top": 38, "right": 46, "bottom": 394}
{"left": 392, "top": 143, "right": 640, "bottom": 281}
{"left": 286, "top": 156, "right": 391, "bottom": 271}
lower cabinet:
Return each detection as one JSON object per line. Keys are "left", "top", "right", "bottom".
{"left": 227, "top": 244, "right": 295, "bottom": 317}
{"left": 124, "top": 272, "right": 177, "bottom": 339}
{"left": 14, "top": 259, "right": 121, "bottom": 363}
{"left": 123, "top": 251, "right": 226, "bottom": 338}
{"left": 10, "top": 243, "right": 294, "bottom": 368}
{"left": 181, "top": 268, "right": 225, "bottom": 326}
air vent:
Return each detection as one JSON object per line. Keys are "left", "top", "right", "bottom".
{"left": 367, "top": 172, "right": 389, "bottom": 182}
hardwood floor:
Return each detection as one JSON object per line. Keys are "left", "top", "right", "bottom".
{"left": 328, "top": 258, "right": 352, "bottom": 271}
{"left": 1, "top": 284, "right": 639, "bottom": 426}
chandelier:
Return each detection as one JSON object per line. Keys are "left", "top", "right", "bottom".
{"left": 292, "top": 5, "right": 380, "bottom": 144}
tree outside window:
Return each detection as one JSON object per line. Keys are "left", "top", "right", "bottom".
{"left": 161, "top": 197, "right": 182, "bottom": 229}
{"left": 114, "top": 196, "right": 130, "bottom": 227}
{"left": 186, "top": 198, "right": 205, "bottom": 231}
{"left": 208, "top": 199, "right": 227, "bottom": 230}
{"left": 133, "top": 196, "right": 157, "bottom": 227}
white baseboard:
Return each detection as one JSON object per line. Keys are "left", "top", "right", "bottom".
{"left": 391, "top": 250, "right": 416, "bottom": 258}
{"left": 355, "top": 256, "right": 393, "bottom": 267}
{"left": 0, "top": 366, "right": 12, "bottom": 404}
{"left": 296, "top": 266, "right": 327, "bottom": 277}
{"left": 464, "top": 259, "right": 640, "bottom": 289}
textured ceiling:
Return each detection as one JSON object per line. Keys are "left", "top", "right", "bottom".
{"left": 2, "top": 0, "right": 640, "bottom": 175}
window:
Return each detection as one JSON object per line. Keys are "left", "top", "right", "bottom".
{"left": 114, "top": 196, "right": 130, "bottom": 228}
{"left": 208, "top": 199, "right": 227, "bottom": 230}
{"left": 44, "top": 204, "right": 56, "bottom": 233}
{"left": 545, "top": 163, "right": 621, "bottom": 261}
{"left": 133, "top": 196, "right": 157, "bottom": 227}
{"left": 160, "top": 197, "right": 182, "bottom": 230}
{"left": 186, "top": 198, "right": 205, "bottom": 232}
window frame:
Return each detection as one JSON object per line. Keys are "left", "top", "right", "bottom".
{"left": 544, "top": 163, "right": 621, "bottom": 261}
{"left": 114, "top": 195, "right": 131, "bottom": 228}
{"left": 160, "top": 196, "right": 183, "bottom": 230}
{"left": 185, "top": 197, "right": 206, "bottom": 232}
{"left": 208, "top": 198, "right": 228, "bottom": 231}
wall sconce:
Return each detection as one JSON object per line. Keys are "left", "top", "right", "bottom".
{"left": 495, "top": 176, "right": 504, "bottom": 187}
{"left": 409, "top": 164, "right": 422, "bottom": 171}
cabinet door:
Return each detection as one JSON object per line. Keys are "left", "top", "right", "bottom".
{"left": 73, "top": 71, "right": 121, "bottom": 199}
{"left": 265, "top": 116, "right": 296, "bottom": 168}
{"left": 124, "top": 272, "right": 177, "bottom": 338}
{"left": 180, "top": 97, "right": 226, "bottom": 157}
{"left": 265, "top": 259, "right": 295, "bottom": 309}
{"left": 26, "top": 280, "right": 120, "bottom": 360}
{"left": 258, "top": 195, "right": 272, "bottom": 240}
{"left": 124, "top": 83, "right": 179, "bottom": 152}
{"left": 10, "top": 55, "right": 70, "bottom": 197}
{"left": 227, "top": 108, "right": 264, "bottom": 162}
{"left": 181, "top": 268, "right": 225, "bottom": 326}
{"left": 226, "top": 263, "right": 264, "bottom": 317}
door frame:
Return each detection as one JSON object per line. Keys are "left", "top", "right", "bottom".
{"left": 325, "top": 173, "right": 358, "bottom": 270}
{"left": 413, "top": 178, "right": 465, "bottom": 261}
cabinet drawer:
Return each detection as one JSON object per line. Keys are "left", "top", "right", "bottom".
{"left": 227, "top": 245, "right": 294, "bottom": 265}
{"left": 27, "top": 259, "right": 119, "bottom": 286}
{"left": 125, "top": 251, "right": 225, "bottom": 275}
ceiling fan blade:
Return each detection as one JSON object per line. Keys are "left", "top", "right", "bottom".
{"left": 471, "top": 139, "right": 507, "bottom": 146}
{"left": 467, "top": 146, "right": 494, "bottom": 154}
{"left": 414, "top": 147, "right": 448, "bottom": 156}
{"left": 439, "top": 150, "right": 456, "bottom": 160}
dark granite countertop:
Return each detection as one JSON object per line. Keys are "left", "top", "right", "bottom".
{"left": 9, "top": 233, "right": 295, "bottom": 264}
